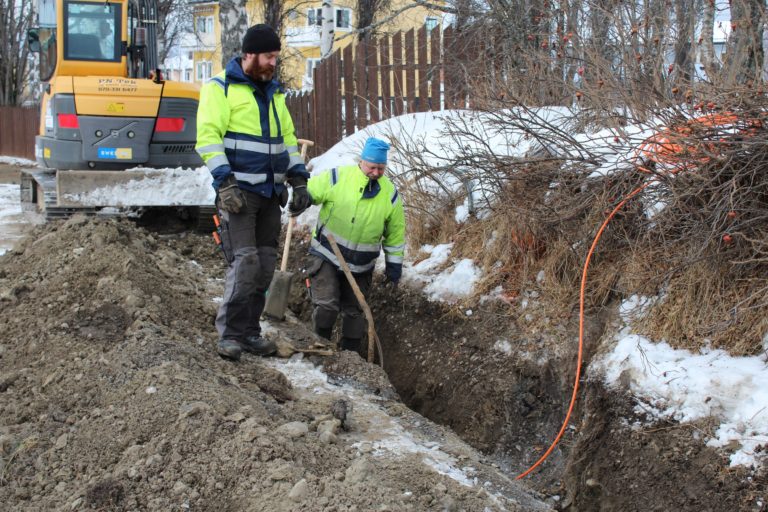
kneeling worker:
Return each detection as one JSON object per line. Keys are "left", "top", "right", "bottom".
{"left": 290, "top": 137, "right": 406, "bottom": 352}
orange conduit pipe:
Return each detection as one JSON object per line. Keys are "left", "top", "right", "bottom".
{"left": 516, "top": 179, "right": 654, "bottom": 479}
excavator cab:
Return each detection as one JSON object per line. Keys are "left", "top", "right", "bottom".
{"left": 24, "top": 0, "right": 206, "bottom": 219}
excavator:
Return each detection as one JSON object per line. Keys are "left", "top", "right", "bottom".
{"left": 24, "top": 0, "right": 209, "bottom": 221}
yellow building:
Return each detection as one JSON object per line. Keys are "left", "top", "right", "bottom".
{"left": 188, "top": 0, "right": 446, "bottom": 89}
{"left": 189, "top": 1, "right": 221, "bottom": 83}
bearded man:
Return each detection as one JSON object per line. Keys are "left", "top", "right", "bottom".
{"left": 196, "top": 24, "right": 311, "bottom": 361}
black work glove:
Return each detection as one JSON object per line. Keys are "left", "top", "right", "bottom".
{"left": 217, "top": 175, "right": 244, "bottom": 213}
{"left": 384, "top": 263, "right": 402, "bottom": 289}
{"left": 288, "top": 176, "right": 311, "bottom": 217}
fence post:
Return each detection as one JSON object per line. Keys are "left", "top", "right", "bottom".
{"left": 380, "top": 35, "right": 391, "bottom": 120}
{"left": 366, "top": 38, "right": 380, "bottom": 124}
{"left": 355, "top": 41, "right": 367, "bottom": 131}
{"left": 404, "top": 29, "right": 416, "bottom": 113}
{"left": 343, "top": 44, "right": 355, "bottom": 137}
{"left": 392, "top": 32, "right": 405, "bottom": 117}
{"left": 417, "top": 25, "right": 429, "bottom": 112}
{"left": 430, "top": 27, "right": 441, "bottom": 111}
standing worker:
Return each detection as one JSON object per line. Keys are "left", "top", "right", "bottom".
{"left": 196, "top": 24, "right": 312, "bottom": 361}
{"left": 291, "top": 137, "right": 405, "bottom": 352}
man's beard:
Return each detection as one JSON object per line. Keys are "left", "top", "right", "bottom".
{"left": 245, "top": 61, "right": 275, "bottom": 81}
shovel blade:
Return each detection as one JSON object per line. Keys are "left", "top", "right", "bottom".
{"left": 263, "top": 270, "right": 294, "bottom": 320}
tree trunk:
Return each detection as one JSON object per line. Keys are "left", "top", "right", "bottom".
{"left": 698, "top": 0, "right": 719, "bottom": 81}
{"left": 263, "top": 0, "right": 282, "bottom": 32}
{"left": 722, "top": 0, "right": 765, "bottom": 85}
{"left": 0, "top": 0, "right": 33, "bottom": 105}
{"left": 320, "top": 0, "right": 334, "bottom": 59}
{"left": 219, "top": 0, "right": 249, "bottom": 68}
{"left": 356, "top": 0, "right": 390, "bottom": 41}
{"left": 672, "top": 0, "right": 696, "bottom": 85}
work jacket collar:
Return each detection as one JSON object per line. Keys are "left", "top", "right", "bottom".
{"left": 225, "top": 57, "right": 282, "bottom": 99}
{"left": 354, "top": 166, "right": 381, "bottom": 199}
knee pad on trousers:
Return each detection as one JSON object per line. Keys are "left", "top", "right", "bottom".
{"left": 341, "top": 314, "right": 366, "bottom": 340}
{"left": 255, "top": 246, "right": 277, "bottom": 292}
{"left": 313, "top": 306, "right": 338, "bottom": 331}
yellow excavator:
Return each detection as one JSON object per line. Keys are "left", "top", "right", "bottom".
{"left": 25, "top": 0, "right": 208, "bottom": 220}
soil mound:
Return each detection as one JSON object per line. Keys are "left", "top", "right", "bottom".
{"left": 0, "top": 217, "right": 549, "bottom": 511}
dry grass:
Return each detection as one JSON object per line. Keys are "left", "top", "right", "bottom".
{"left": 399, "top": 102, "right": 768, "bottom": 355}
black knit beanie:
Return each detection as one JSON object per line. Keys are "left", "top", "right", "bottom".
{"left": 242, "top": 24, "right": 281, "bottom": 54}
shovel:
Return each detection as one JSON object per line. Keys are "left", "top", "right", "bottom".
{"left": 263, "top": 216, "right": 295, "bottom": 320}
{"left": 263, "top": 139, "right": 313, "bottom": 320}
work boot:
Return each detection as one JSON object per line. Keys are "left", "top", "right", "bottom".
{"left": 217, "top": 339, "right": 242, "bottom": 361}
{"left": 242, "top": 335, "right": 277, "bottom": 356}
{"left": 315, "top": 326, "right": 333, "bottom": 340}
{"left": 340, "top": 337, "right": 361, "bottom": 352}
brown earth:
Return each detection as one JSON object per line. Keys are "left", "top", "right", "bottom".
{"left": 321, "top": 264, "right": 768, "bottom": 511}
{"left": 0, "top": 201, "right": 765, "bottom": 511}
{"left": 0, "top": 216, "right": 551, "bottom": 511}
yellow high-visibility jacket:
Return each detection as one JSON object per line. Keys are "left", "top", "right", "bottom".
{"left": 195, "top": 57, "right": 308, "bottom": 195}
{"left": 308, "top": 164, "right": 405, "bottom": 278}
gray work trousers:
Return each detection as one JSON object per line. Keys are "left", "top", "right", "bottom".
{"left": 308, "top": 256, "right": 372, "bottom": 340}
{"left": 216, "top": 190, "right": 280, "bottom": 341}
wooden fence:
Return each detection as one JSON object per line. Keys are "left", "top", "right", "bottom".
{"left": 0, "top": 106, "right": 39, "bottom": 160}
{"left": 286, "top": 26, "right": 478, "bottom": 156}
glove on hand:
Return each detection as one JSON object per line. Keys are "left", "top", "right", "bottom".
{"left": 384, "top": 263, "right": 402, "bottom": 288}
{"left": 288, "top": 176, "right": 311, "bottom": 217}
{"left": 218, "top": 176, "right": 244, "bottom": 213}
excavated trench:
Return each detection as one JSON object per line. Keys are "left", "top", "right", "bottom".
{"left": 283, "top": 234, "right": 768, "bottom": 512}
{"left": 284, "top": 235, "right": 590, "bottom": 502}
{"left": 3, "top": 166, "right": 764, "bottom": 510}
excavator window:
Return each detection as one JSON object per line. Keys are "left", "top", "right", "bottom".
{"left": 29, "top": 27, "right": 58, "bottom": 81}
{"left": 63, "top": 1, "right": 121, "bottom": 62}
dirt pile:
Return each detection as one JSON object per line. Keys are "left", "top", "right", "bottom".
{"left": 0, "top": 216, "right": 550, "bottom": 511}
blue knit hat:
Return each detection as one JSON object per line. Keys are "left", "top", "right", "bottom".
{"left": 360, "top": 137, "right": 389, "bottom": 164}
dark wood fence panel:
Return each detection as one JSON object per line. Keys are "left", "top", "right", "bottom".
{"left": 392, "top": 32, "right": 405, "bottom": 117}
{"left": 343, "top": 44, "right": 355, "bottom": 138}
{"left": 365, "top": 39, "right": 380, "bottom": 124}
{"left": 430, "top": 28, "right": 441, "bottom": 110}
{"left": 404, "top": 29, "right": 416, "bottom": 114}
{"left": 355, "top": 43, "right": 367, "bottom": 136}
{"left": 286, "top": 26, "right": 472, "bottom": 154}
{"left": 0, "top": 106, "right": 39, "bottom": 160}
{"left": 380, "top": 35, "right": 391, "bottom": 119}
{"left": 417, "top": 26, "right": 429, "bottom": 113}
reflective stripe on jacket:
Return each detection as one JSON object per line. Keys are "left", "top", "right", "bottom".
{"left": 195, "top": 57, "right": 309, "bottom": 195}
{"left": 308, "top": 164, "right": 405, "bottom": 274}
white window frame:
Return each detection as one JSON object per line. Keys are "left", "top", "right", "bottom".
{"left": 306, "top": 58, "right": 321, "bottom": 78}
{"left": 197, "top": 61, "right": 212, "bottom": 81}
{"left": 335, "top": 8, "right": 351, "bottom": 29}
{"left": 307, "top": 6, "right": 352, "bottom": 30}
{"left": 307, "top": 8, "right": 321, "bottom": 26}
{"left": 196, "top": 16, "right": 213, "bottom": 34}
{"left": 425, "top": 16, "right": 438, "bottom": 32}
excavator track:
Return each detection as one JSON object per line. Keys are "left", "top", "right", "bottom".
{"left": 20, "top": 169, "right": 100, "bottom": 220}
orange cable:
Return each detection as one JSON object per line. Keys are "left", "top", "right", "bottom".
{"left": 516, "top": 179, "right": 654, "bottom": 479}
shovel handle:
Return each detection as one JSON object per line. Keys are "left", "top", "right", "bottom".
{"left": 297, "top": 138, "right": 314, "bottom": 161}
{"left": 280, "top": 216, "right": 294, "bottom": 272}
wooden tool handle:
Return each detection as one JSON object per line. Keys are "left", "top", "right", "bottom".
{"left": 326, "top": 233, "right": 382, "bottom": 364}
{"left": 297, "top": 138, "right": 315, "bottom": 161}
{"left": 280, "top": 216, "right": 294, "bottom": 272}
